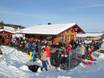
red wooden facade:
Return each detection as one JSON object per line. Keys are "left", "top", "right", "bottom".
{"left": 0, "top": 31, "right": 12, "bottom": 45}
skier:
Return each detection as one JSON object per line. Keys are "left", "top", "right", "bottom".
{"left": 44, "top": 44, "right": 51, "bottom": 68}
{"left": 32, "top": 49, "right": 37, "bottom": 62}
{"left": 28, "top": 50, "right": 32, "bottom": 61}
{"left": 41, "top": 48, "right": 48, "bottom": 71}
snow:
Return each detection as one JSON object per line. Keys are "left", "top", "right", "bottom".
{"left": 100, "top": 42, "right": 104, "bottom": 50}
{"left": 19, "top": 65, "right": 29, "bottom": 71}
{"left": 0, "top": 46, "right": 104, "bottom": 78}
{"left": 0, "top": 46, "right": 29, "bottom": 78}
{"left": 21, "top": 23, "right": 76, "bottom": 35}
{"left": 77, "top": 33, "right": 103, "bottom": 37}
{"left": 0, "top": 26, "right": 15, "bottom": 33}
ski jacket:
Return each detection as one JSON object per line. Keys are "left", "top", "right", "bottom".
{"left": 41, "top": 51, "right": 47, "bottom": 61}
{"left": 45, "top": 47, "right": 51, "bottom": 57}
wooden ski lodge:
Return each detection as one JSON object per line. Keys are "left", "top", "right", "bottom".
{"left": 22, "top": 23, "right": 85, "bottom": 45}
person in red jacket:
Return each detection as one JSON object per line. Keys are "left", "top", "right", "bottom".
{"left": 66, "top": 44, "right": 72, "bottom": 55}
{"left": 41, "top": 48, "right": 48, "bottom": 71}
{"left": 44, "top": 44, "right": 51, "bottom": 68}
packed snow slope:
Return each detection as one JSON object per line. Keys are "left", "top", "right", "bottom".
{"left": 0, "top": 46, "right": 104, "bottom": 78}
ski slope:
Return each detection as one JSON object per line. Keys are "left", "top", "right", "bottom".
{"left": 0, "top": 46, "right": 104, "bottom": 78}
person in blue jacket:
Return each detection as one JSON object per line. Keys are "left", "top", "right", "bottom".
{"left": 32, "top": 49, "right": 37, "bottom": 62}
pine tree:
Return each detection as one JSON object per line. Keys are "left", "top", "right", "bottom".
{"left": 0, "top": 21, "right": 4, "bottom": 29}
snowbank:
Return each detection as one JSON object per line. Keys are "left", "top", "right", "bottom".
{"left": 0, "top": 46, "right": 104, "bottom": 78}
{"left": 0, "top": 46, "right": 29, "bottom": 78}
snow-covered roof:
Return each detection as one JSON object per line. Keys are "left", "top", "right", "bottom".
{"left": 0, "top": 26, "right": 15, "bottom": 33}
{"left": 12, "top": 34, "right": 24, "bottom": 38}
{"left": 77, "top": 33, "right": 103, "bottom": 37}
{"left": 22, "top": 23, "right": 77, "bottom": 35}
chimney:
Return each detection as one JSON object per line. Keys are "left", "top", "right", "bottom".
{"left": 48, "top": 22, "right": 52, "bottom": 25}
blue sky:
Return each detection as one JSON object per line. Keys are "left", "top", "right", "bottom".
{"left": 0, "top": 0, "right": 104, "bottom": 32}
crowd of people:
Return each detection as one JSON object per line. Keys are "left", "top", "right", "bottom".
{"left": 9, "top": 36, "right": 103, "bottom": 70}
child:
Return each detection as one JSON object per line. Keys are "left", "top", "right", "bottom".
{"left": 41, "top": 48, "right": 48, "bottom": 71}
